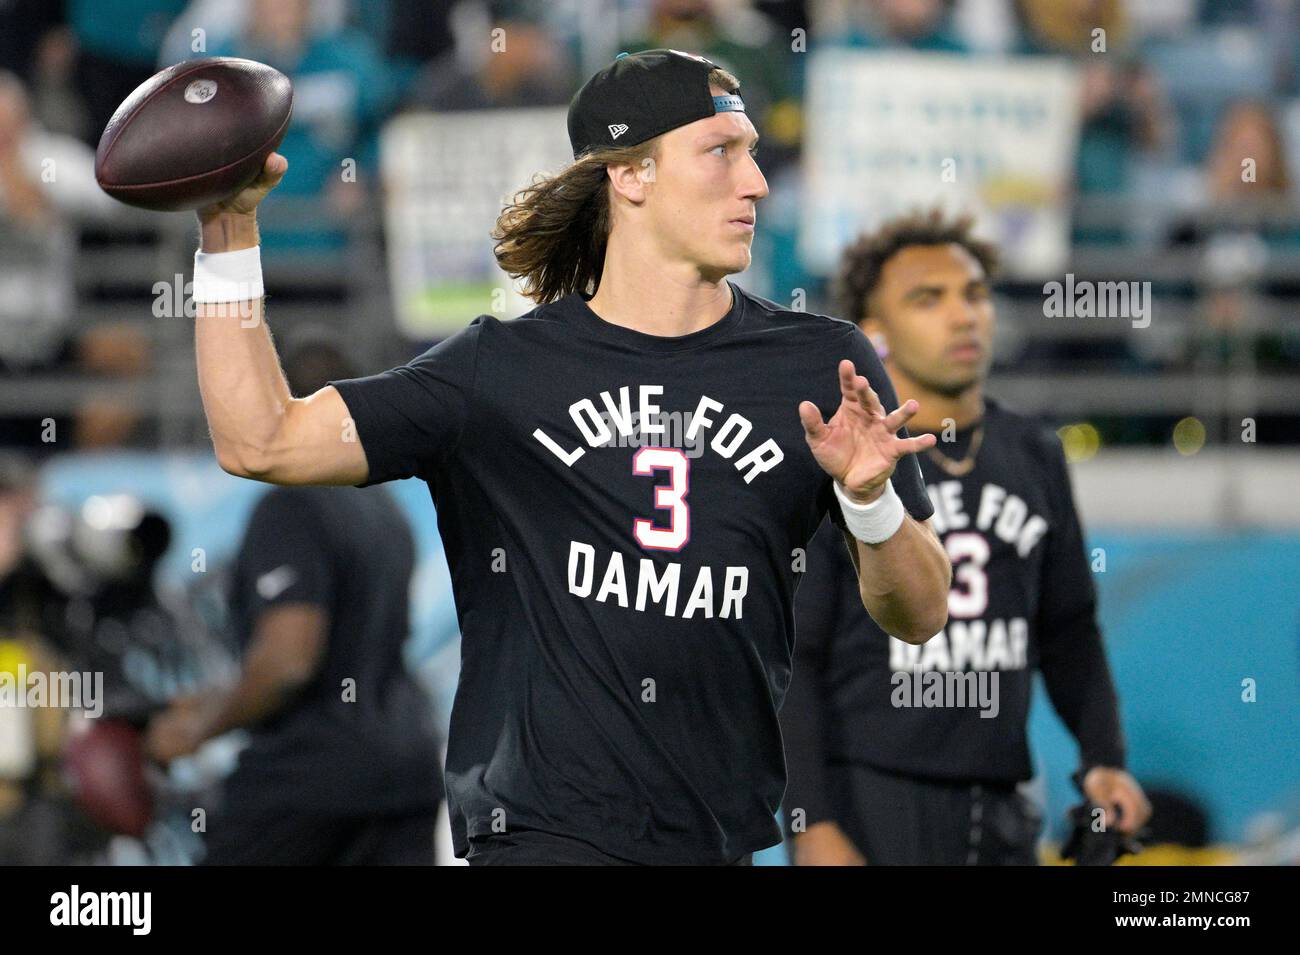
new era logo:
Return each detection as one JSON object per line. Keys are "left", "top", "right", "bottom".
{"left": 608, "top": 123, "right": 629, "bottom": 140}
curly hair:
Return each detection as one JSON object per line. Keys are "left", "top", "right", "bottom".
{"left": 492, "top": 66, "right": 741, "bottom": 305}
{"left": 834, "top": 208, "right": 1000, "bottom": 324}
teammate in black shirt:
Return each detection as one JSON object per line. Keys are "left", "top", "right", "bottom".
{"left": 180, "top": 50, "right": 951, "bottom": 864}
{"left": 781, "top": 209, "right": 1151, "bottom": 865}
{"left": 146, "top": 339, "right": 442, "bottom": 864}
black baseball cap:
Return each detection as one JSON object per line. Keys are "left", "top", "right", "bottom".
{"left": 567, "top": 48, "right": 746, "bottom": 159}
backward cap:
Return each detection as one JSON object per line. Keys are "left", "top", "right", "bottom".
{"left": 566, "top": 48, "right": 731, "bottom": 158}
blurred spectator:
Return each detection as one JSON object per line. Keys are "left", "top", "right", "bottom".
{"left": 159, "top": 0, "right": 359, "bottom": 69}
{"left": 951, "top": 0, "right": 1019, "bottom": 53}
{"left": 158, "top": 0, "right": 253, "bottom": 67}
{"left": 0, "top": 71, "right": 118, "bottom": 373}
{"left": 0, "top": 0, "right": 65, "bottom": 85}
{"left": 380, "top": 0, "right": 457, "bottom": 103}
{"left": 0, "top": 1, "right": 87, "bottom": 141}
{"left": 822, "top": 0, "right": 970, "bottom": 52}
{"left": 1204, "top": 99, "right": 1291, "bottom": 201}
{"left": 1016, "top": 0, "right": 1171, "bottom": 196}
{"left": 1017, "top": 0, "right": 1127, "bottom": 52}
{"left": 67, "top": 0, "right": 190, "bottom": 147}
{"left": 1168, "top": 100, "right": 1300, "bottom": 365}
{"left": 0, "top": 72, "right": 115, "bottom": 228}
{"left": 203, "top": 0, "right": 394, "bottom": 254}
{"left": 404, "top": 13, "right": 574, "bottom": 112}
{"left": 166, "top": 0, "right": 459, "bottom": 109}
{"left": 0, "top": 71, "right": 148, "bottom": 452}
{"left": 1168, "top": 100, "right": 1296, "bottom": 248}
{"left": 0, "top": 454, "right": 84, "bottom": 864}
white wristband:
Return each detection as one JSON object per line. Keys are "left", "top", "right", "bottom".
{"left": 192, "top": 246, "right": 264, "bottom": 304}
{"left": 833, "top": 478, "right": 905, "bottom": 545}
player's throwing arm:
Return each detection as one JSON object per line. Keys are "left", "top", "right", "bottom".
{"left": 191, "top": 154, "right": 369, "bottom": 487}
{"left": 800, "top": 359, "right": 952, "bottom": 643}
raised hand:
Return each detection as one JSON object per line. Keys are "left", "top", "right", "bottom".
{"left": 197, "top": 151, "right": 288, "bottom": 221}
{"left": 799, "top": 359, "right": 936, "bottom": 504}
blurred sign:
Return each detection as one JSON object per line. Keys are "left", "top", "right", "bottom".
{"left": 800, "top": 51, "right": 1081, "bottom": 279}
{"left": 380, "top": 109, "right": 572, "bottom": 338}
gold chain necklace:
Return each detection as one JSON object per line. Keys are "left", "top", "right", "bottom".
{"left": 925, "top": 425, "right": 984, "bottom": 477}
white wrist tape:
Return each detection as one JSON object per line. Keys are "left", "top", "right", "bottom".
{"left": 192, "top": 246, "right": 264, "bottom": 304}
{"left": 833, "top": 479, "right": 905, "bottom": 545}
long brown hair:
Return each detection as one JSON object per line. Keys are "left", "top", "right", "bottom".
{"left": 493, "top": 66, "right": 740, "bottom": 305}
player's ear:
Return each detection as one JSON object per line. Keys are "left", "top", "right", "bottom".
{"left": 856, "top": 318, "right": 889, "bottom": 359}
{"left": 607, "top": 159, "right": 649, "bottom": 205}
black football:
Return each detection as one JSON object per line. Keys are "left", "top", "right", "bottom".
{"left": 95, "top": 57, "right": 293, "bottom": 212}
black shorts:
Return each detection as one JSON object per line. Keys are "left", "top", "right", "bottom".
{"left": 828, "top": 761, "right": 1041, "bottom": 866}
{"left": 201, "top": 806, "right": 438, "bottom": 866}
{"left": 466, "top": 829, "right": 754, "bottom": 866}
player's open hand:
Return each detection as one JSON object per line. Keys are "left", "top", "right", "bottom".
{"left": 792, "top": 821, "right": 867, "bottom": 866}
{"left": 1083, "top": 767, "right": 1152, "bottom": 834}
{"left": 799, "top": 359, "right": 936, "bottom": 504}
{"left": 144, "top": 705, "right": 204, "bottom": 764}
{"left": 197, "top": 151, "right": 288, "bottom": 222}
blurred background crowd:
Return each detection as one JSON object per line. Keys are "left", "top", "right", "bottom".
{"left": 0, "top": 0, "right": 1296, "bottom": 865}
{"left": 2, "top": 0, "right": 1300, "bottom": 449}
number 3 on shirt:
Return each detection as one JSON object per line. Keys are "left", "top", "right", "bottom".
{"left": 632, "top": 447, "right": 690, "bottom": 551}
{"left": 945, "top": 532, "right": 989, "bottom": 618}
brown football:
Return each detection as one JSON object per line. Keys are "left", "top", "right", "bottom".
{"left": 95, "top": 57, "right": 293, "bottom": 212}
{"left": 64, "top": 719, "right": 154, "bottom": 838}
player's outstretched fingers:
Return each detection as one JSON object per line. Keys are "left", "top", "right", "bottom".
{"left": 895, "top": 431, "right": 938, "bottom": 454}
{"left": 798, "top": 400, "right": 828, "bottom": 441}
{"left": 840, "top": 360, "right": 884, "bottom": 415}
{"left": 883, "top": 398, "right": 921, "bottom": 433}
{"left": 839, "top": 360, "right": 867, "bottom": 401}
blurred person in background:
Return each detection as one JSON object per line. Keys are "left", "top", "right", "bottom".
{"left": 67, "top": 0, "right": 189, "bottom": 148}
{"left": 381, "top": 0, "right": 457, "bottom": 103}
{"left": 146, "top": 337, "right": 443, "bottom": 865}
{"left": 161, "top": 0, "right": 451, "bottom": 105}
{"left": 0, "top": 0, "right": 88, "bottom": 141}
{"left": 158, "top": 0, "right": 255, "bottom": 68}
{"left": 403, "top": 6, "right": 574, "bottom": 112}
{"left": 0, "top": 453, "right": 74, "bottom": 864}
{"left": 1015, "top": 0, "right": 1171, "bottom": 199}
{"left": 781, "top": 209, "right": 1150, "bottom": 865}
{"left": 1169, "top": 99, "right": 1300, "bottom": 377}
{"left": 54, "top": 497, "right": 195, "bottom": 719}
{"left": 2, "top": 465, "right": 214, "bottom": 862}
{"left": 1171, "top": 99, "right": 1294, "bottom": 242}
{"left": 0, "top": 70, "right": 144, "bottom": 452}
{"left": 201, "top": 0, "right": 395, "bottom": 254}
{"left": 822, "top": 0, "right": 970, "bottom": 53}
{"left": 0, "top": 0, "right": 65, "bottom": 85}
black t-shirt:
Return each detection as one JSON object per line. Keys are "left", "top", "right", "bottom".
{"left": 225, "top": 485, "right": 443, "bottom": 817}
{"left": 781, "top": 400, "right": 1125, "bottom": 828}
{"left": 330, "top": 280, "right": 934, "bottom": 863}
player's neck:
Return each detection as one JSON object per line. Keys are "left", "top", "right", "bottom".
{"left": 586, "top": 241, "right": 734, "bottom": 337}
{"left": 887, "top": 363, "right": 985, "bottom": 433}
